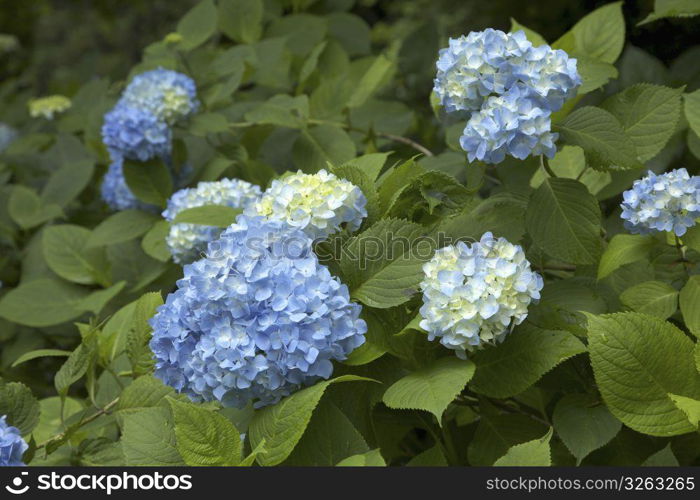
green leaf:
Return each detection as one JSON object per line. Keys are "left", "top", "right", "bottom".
{"left": 218, "top": 0, "right": 263, "bottom": 44}
{"left": 8, "top": 185, "right": 62, "bottom": 229}
{"left": 177, "top": 0, "right": 217, "bottom": 50}
{"left": 122, "top": 158, "right": 173, "bottom": 207}
{"left": 598, "top": 234, "right": 655, "bottom": 279}
{"left": 406, "top": 445, "right": 448, "bottom": 466}
{"left": 42, "top": 225, "right": 108, "bottom": 285}
{"left": 0, "top": 279, "right": 89, "bottom": 327}
{"left": 79, "top": 281, "right": 126, "bottom": 315}
{"left": 557, "top": 106, "right": 641, "bottom": 170}
{"left": 127, "top": 292, "right": 162, "bottom": 376}
{"left": 554, "top": 2, "right": 624, "bottom": 63}
{"left": 292, "top": 125, "right": 355, "bottom": 173}
{"left": 286, "top": 400, "right": 368, "bottom": 466}
{"left": 553, "top": 393, "right": 621, "bottom": 464}
{"left": 468, "top": 414, "right": 548, "bottom": 466}
{"left": 340, "top": 219, "right": 432, "bottom": 308}
{"left": 41, "top": 159, "right": 94, "bottom": 208}
{"left": 680, "top": 276, "right": 700, "bottom": 338}
{"left": 383, "top": 357, "right": 474, "bottom": 422}
{"left": 11, "top": 349, "right": 71, "bottom": 368}
{"left": 526, "top": 178, "right": 602, "bottom": 265}
{"left": 188, "top": 113, "right": 230, "bottom": 136}
{"left": 0, "top": 382, "right": 40, "bottom": 435}
{"left": 341, "top": 152, "right": 390, "bottom": 182}
{"left": 620, "top": 281, "right": 678, "bottom": 319}
{"left": 249, "top": 375, "right": 371, "bottom": 466}
{"left": 576, "top": 57, "right": 618, "bottom": 95}
{"left": 86, "top": 210, "right": 158, "bottom": 248}
{"left": 469, "top": 327, "right": 586, "bottom": 398}
{"left": 55, "top": 341, "right": 95, "bottom": 397}
{"left": 669, "top": 394, "right": 700, "bottom": 429}
{"left": 116, "top": 375, "right": 179, "bottom": 413}
{"left": 121, "top": 407, "right": 184, "bottom": 466}
{"left": 336, "top": 449, "right": 386, "bottom": 466}
{"left": 169, "top": 398, "right": 241, "bottom": 466}
{"left": 587, "top": 312, "right": 700, "bottom": 436}
{"left": 347, "top": 55, "right": 394, "bottom": 109}
{"left": 602, "top": 84, "right": 683, "bottom": 162}
{"left": 331, "top": 164, "right": 380, "bottom": 226}
{"left": 172, "top": 205, "right": 242, "bottom": 228}
{"left": 141, "top": 220, "right": 171, "bottom": 262}
{"left": 530, "top": 146, "right": 611, "bottom": 195}
{"left": 509, "top": 18, "right": 546, "bottom": 46}
{"left": 642, "top": 444, "right": 679, "bottom": 466}
{"left": 639, "top": 0, "right": 700, "bottom": 25}
{"left": 244, "top": 94, "right": 309, "bottom": 129}
{"left": 685, "top": 89, "right": 700, "bottom": 138}
{"left": 494, "top": 429, "right": 553, "bottom": 466}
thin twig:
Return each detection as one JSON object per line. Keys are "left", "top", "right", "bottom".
{"left": 540, "top": 155, "right": 557, "bottom": 178}
{"left": 36, "top": 397, "right": 119, "bottom": 450}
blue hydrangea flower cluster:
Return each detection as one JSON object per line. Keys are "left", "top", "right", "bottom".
{"left": 434, "top": 29, "right": 581, "bottom": 164}
{"left": 0, "top": 123, "right": 17, "bottom": 153}
{"left": 248, "top": 170, "right": 367, "bottom": 241}
{"left": 101, "top": 69, "right": 198, "bottom": 209}
{"left": 419, "top": 232, "right": 543, "bottom": 358}
{"left": 621, "top": 168, "right": 700, "bottom": 237}
{"left": 149, "top": 215, "right": 367, "bottom": 408}
{"left": 0, "top": 416, "right": 27, "bottom": 466}
{"left": 102, "top": 104, "right": 171, "bottom": 162}
{"left": 163, "top": 179, "right": 262, "bottom": 264}
{"left": 120, "top": 68, "right": 198, "bottom": 125}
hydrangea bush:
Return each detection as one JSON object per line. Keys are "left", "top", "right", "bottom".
{"left": 0, "top": 0, "right": 699, "bottom": 468}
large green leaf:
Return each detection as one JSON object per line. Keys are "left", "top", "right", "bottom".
{"left": 0, "top": 382, "right": 40, "bottom": 435}
{"left": 42, "top": 225, "right": 107, "bottom": 285}
{"left": 598, "top": 234, "right": 655, "bottom": 279}
{"left": 86, "top": 210, "right": 158, "bottom": 248}
{"left": 121, "top": 407, "right": 184, "bottom": 466}
{"left": 176, "top": 0, "right": 217, "bottom": 50}
{"left": 469, "top": 326, "right": 586, "bottom": 398}
{"left": 554, "top": 2, "right": 624, "bottom": 63}
{"left": 169, "top": 398, "right": 242, "bottom": 466}
{"left": 292, "top": 125, "right": 355, "bottom": 173}
{"left": 639, "top": 0, "right": 700, "bottom": 25}
{"left": 587, "top": 312, "right": 700, "bottom": 436}
{"left": 285, "top": 400, "right": 368, "bottom": 466}
{"left": 244, "top": 94, "right": 309, "bottom": 129}
{"left": 526, "top": 178, "right": 602, "bottom": 264}
{"left": 0, "top": 279, "right": 89, "bottom": 327}
{"left": 602, "top": 84, "right": 683, "bottom": 162}
{"left": 218, "top": 0, "right": 263, "bottom": 44}
{"left": 8, "top": 185, "right": 62, "bottom": 229}
{"left": 336, "top": 449, "right": 386, "bottom": 466}
{"left": 248, "top": 375, "right": 371, "bottom": 466}
{"left": 467, "top": 414, "right": 548, "bottom": 466}
{"left": 680, "top": 276, "right": 700, "bottom": 338}
{"left": 553, "top": 393, "right": 621, "bottom": 464}
{"left": 383, "top": 357, "right": 475, "bottom": 421}
{"left": 620, "top": 281, "right": 678, "bottom": 319}
{"left": 41, "top": 159, "right": 94, "bottom": 208}
{"left": 116, "top": 375, "right": 179, "bottom": 414}
{"left": 494, "top": 429, "right": 552, "bottom": 466}
{"left": 557, "top": 106, "right": 641, "bottom": 170}
{"left": 347, "top": 54, "right": 394, "bottom": 109}
{"left": 122, "top": 158, "right": 173, "bottom": 207}
{"left": 126, "top": 292, "right": 162, "bottom": 376}
{"left": 173, "top": 205, "right": 242, "bottom": 227}
{"left": 340, "top": 218, "right": 432, "bottom": 308}
{"left": 685, "top": 90, "right": 700, "bottom": 143}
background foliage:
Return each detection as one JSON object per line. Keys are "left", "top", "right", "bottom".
{"left": 1, "top": 0, "right": 699, "bottom": 466}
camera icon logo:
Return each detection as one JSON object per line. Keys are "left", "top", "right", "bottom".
{"left": 5, "top": 471, "right": 29, "bottom": 495}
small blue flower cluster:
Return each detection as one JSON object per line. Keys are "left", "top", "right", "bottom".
{"left": 0, "top": 416, "right": 27, "bottom": 466}
{"left": 163, "top": 179, "right": 262, "bottom": 264}
{"left": 434, "top": 29, "right": 581, "bottom": 164}
{"left": 419, "top": 232, "right": 543, "bottom": 358}
{"left": 0, "top": 123, "right": 17, "bottom": 153}
{"left": 621, "top": 168, "right": 700, "bottom": 237}
{"left": 149, "top": 215, "right": 367, "bottom": 408}
{"left": 101, "top": 68, "right": 198, "bottom": 210}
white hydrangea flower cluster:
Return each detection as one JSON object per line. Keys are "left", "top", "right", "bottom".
{"left": 419, "top": 232, "right": 543, "bottom": 358}
{"left": 248, "top": 169, "right": 367, "bottom": 240}
{"left": 163, "top": 179, "right": 261, "bottom": 264}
